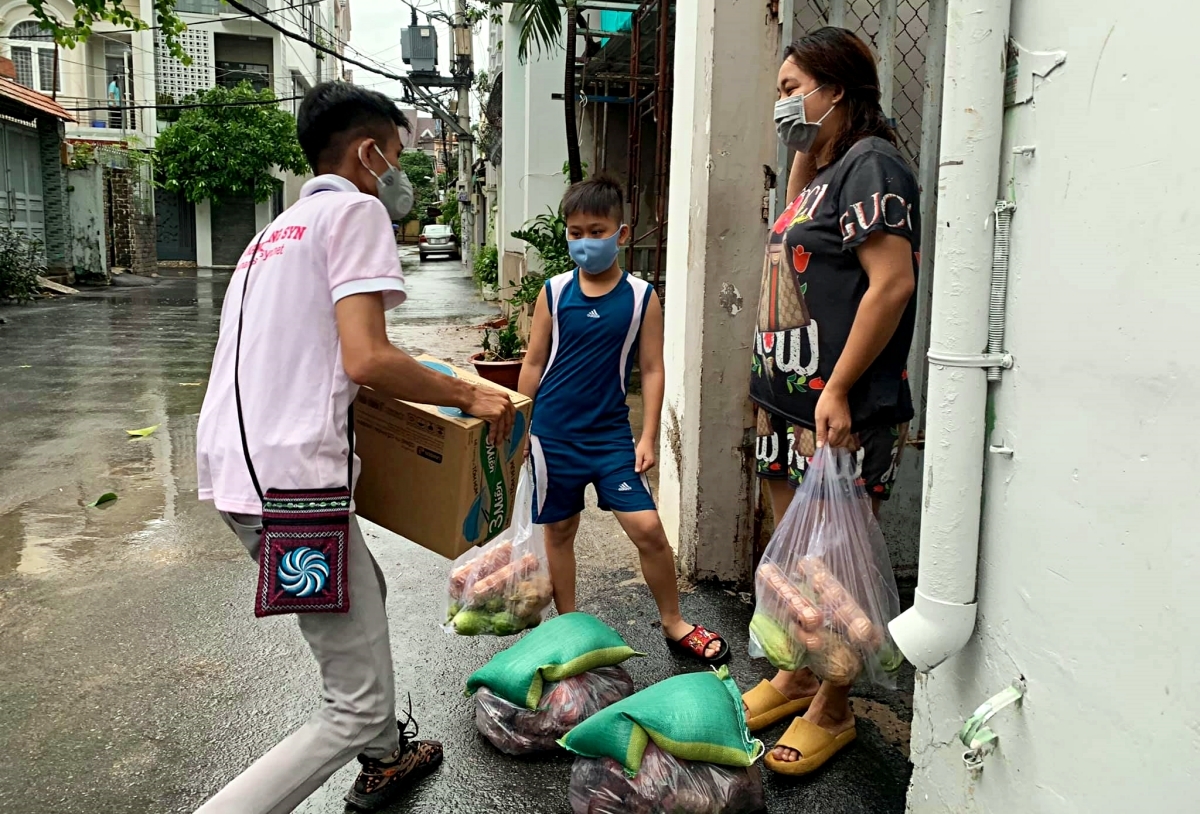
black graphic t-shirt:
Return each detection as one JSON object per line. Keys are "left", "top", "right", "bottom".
{"left": 750, "top": 136, "right": 920, "bottom": 431}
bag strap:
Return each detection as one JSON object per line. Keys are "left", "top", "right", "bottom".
{"left": 233, "top": 227, "right": 355, "bottom": 505}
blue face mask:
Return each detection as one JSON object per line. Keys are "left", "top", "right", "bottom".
{"left": 568, "top": 225, "right": 625, "bottom": 275}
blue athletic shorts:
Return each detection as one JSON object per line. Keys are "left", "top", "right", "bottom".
{"left": 529, "top": 434, "right": 656, "bottom": 524}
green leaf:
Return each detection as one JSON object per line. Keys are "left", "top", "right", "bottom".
{"left": 126, "top": 425, "right": 160, "bottom": 437}
{"left": 87, "top": 492, "right": 118, "bottom": 508}
{"left": 509, "top": 0, "right": 565, "bottom": 63}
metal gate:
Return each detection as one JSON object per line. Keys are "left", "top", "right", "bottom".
{"left": 155, "top": 185, "right": 196, "bottom": 262}
{"left": 782, "top": 0, "right": 947, "bottom": 434}
{"left": 0, "top": 120, "right": 45, "bottom": 246}
{"left": 211, "top": 196, "right": 256, "bottom": 267}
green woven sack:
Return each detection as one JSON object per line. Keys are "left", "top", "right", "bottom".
{"left": 466, "top": 612, "right": 640, "bottom": 709}
{"left": 559, "top": 666, "right": 764, "bottom": 775}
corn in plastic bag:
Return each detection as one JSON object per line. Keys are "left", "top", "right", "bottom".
{"left": 748, "top": 445, "right": 903, "bottom": 686}
{"left": 444, "top": 466, "right": 553, "bottom": 636}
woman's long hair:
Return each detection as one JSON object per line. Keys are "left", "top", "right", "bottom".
{"left": 784, "top": 27, "right": 898, "bottom": 163}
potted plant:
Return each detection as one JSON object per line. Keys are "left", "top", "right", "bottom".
{"left": 475, "top": 243, "right": 499, "bottom": 301}
{"left": 470, "top": 210, "right": 572, "bottom": 389}
{"left": 471, "top": 317, "right": 524, "bottom": 390}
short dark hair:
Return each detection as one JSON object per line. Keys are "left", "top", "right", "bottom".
{"left": 297, "top": 82, "right": 411, "bottom": 172}
{"left": 561, "top": 175, "right": 624, "bottom": 223}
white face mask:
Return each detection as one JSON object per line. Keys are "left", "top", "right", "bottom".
{"left": 774, "top": 84, "right": 835, "bottom": 153}
{"left": 359, "top": 143, "right": 414, "bottom": 221}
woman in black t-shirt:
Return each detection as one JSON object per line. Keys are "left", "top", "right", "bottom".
{"left": 743, "top": 27, "right": 919, "bottom": 776}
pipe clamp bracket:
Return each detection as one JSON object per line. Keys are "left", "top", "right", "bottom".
{"left": 927, "top": 350, "right": 1014, "bottom": 370}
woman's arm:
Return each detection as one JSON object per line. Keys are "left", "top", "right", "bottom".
{"left": 635, "top": 291, "right": 665, "bottom": 474}
{"left": 815, "top": 231, "right": 916, "bottom": 448}
{"left": 786, "top": 151, "right": 818, "bottom": 202}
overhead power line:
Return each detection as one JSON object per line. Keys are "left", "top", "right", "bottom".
{"left": 62, "top": 94, "right": 306, "bottom": 113}
{"left": 222, "top": 0, "right": 471, "bottom": 139}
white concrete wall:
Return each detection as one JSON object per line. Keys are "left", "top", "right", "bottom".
{"left": 659, "top": 0, "right": 778, "bottom": 581}
{"left": 499, "top": 13, "right": 526, "bottom": 261}
{"left": 909, "top": 0, "right": 1200, "bottom": 810}
{"left": 520, "top": 26, "right": 568, "bottom": 274}
{"left": 497, "top": 11, "right": 567, "bottom": 290}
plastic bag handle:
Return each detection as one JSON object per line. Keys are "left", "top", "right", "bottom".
{"left": 509, "top": 463, "right": 536, "bottom": 545}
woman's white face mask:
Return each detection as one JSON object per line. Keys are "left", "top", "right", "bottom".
{"left": 774, "top": 84, "right": 835, "bottom": 153}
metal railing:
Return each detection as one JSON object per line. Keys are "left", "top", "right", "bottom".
{"left": 59, "top": 97, "right": 138, "bottom": 133}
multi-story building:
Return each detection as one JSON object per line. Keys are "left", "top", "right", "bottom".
{"left": 1, "top": 0, "right": 350, "bottom": 267}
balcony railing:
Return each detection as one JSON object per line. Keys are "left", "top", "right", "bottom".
{"left": 176, "top": 0, "right": 267, "bottom": 15}
{"left": 59, "top": 97, "right": 138, "bottom": 134}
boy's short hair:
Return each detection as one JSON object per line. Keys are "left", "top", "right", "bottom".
{"left": 561, "top": 175, "right": 625, "bottom": 223}
{"left": 297, "top": 82, "right": 411, "bottom": 172}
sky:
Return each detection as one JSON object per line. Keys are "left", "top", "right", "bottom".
{"left": 345, "top": 0, "right": 490, "bottom": 131}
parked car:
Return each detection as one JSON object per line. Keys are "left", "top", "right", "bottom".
{"left": 419, "top": 224, "right": 460, "bottom": 261}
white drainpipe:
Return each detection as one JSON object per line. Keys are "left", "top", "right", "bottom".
{"left": 887, "top": 0, "right": 1014, "bottom": 673}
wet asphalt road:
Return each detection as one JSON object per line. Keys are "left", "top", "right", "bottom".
{"left": 0, "top": 249, "right": 913, "bottom": 814}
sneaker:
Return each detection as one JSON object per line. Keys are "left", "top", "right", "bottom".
{"left": 344, "top": 704, "right": 444, "bottom": 812}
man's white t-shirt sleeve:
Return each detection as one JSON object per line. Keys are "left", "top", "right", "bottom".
{"left": 327, "top": 198, "right": 407, "bottom": 310}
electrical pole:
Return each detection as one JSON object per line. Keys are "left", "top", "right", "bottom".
{"left": 454, "top": 0, "right": 474, "bottom": 272}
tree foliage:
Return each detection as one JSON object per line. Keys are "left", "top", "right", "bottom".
{"left": 155, "top": 83, "right": 308, "bottom": 204}
{"left": 30, "top": 0, "right": 189, "bottom": 63}
{"left": 399, "top": 150, "right": 438, "bottom": 226}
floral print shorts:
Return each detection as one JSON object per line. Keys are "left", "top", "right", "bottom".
{"left": 754, "top": 408, "right": 909, "bottom": 500}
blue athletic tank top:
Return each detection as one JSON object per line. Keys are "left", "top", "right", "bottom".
{"left": 530, "top": 270, "right": 654, "bottom": 440}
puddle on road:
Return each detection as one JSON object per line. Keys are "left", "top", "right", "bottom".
{"left": 0, "top": 414, "right": 202, "bottom": 577}
{"left": 0, "top": 261, "right": 500, "bottom": 580}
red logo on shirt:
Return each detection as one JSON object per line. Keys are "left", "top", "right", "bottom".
{"left": 792, "top": 245, "right": 811, "bottom": 274}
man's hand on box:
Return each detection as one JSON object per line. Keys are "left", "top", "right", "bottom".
{"left": 468, "top": 385, "right": 516, "bottom": 445}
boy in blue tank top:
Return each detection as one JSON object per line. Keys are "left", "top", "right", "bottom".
{"left": 519, "top": 177, "right": 728, "bottom": 665}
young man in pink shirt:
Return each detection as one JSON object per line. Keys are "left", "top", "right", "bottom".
{"left": 194, "top": 83, "right": 514, "bottom": 813}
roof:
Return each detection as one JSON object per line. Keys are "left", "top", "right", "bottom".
{"left": 0, "top": 78, "right": 75, "bottom": 122}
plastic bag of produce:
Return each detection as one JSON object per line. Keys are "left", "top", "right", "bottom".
{"left": 467, "top": 612, "right": 641, "bottom": 708}
{"left": 569, "top": 743, "right": 766, "bottom": 814}
{"left": 748, "top": 445, "right": 903, "bottom": 687}
{"left": 560, "top": 667, "right": 763, "bottom": 775}
{"left": 475, "top": 665, "right": 635, "bottom": 755}
{"left": 444, "top": 465, "right": 553, "bottom": 636}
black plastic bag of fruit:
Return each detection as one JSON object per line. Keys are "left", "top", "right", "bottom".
{"left": 568, "top": 742, "right": 766, "bottom": 814}
{"left": 475, "top": 665, "right": 635, "bottom": 755}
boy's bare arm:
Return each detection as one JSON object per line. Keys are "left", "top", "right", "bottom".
{"left": 517, "top": 289, "right": 552, "bottom": 402}
{"left": 636, "top": 291, "right": 665, "bottom": 472}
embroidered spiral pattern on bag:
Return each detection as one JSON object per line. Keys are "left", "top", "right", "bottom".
{"left": 278, "top": 547, "right": 330, "bottom": 597}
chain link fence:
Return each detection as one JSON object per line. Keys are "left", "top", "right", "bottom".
{"left": 793, "top": 0, "right": 933, "bottom": 170}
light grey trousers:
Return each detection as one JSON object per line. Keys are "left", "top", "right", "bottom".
{"left": 195, "top": 513, "right": 399, "bottom": 814}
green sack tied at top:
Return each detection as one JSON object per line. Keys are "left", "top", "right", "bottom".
{"left": 466, "top": 612, "right": 641, "bottom": 709}
{"left": 559, "top": 666, "right": 764, "bottom": 775}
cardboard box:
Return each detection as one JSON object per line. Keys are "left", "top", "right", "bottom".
{"left": 353, "top": 356, "right": 532, "bottom": 560}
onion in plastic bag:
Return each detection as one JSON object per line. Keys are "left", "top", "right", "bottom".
{"left": 475, "top": 665, "right": 635, "bottom": 755}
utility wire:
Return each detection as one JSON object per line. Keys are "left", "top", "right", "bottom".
{"left": 62, "top": 94, "right": 306, "bottom": 113}
{"left": 223, "top": 0, "right": 470, "bottom": 138}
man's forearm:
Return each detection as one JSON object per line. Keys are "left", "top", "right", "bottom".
{"left": 356, "top": 346, "right": 475, "bottom": 409}
{"left": 639, "top": 368, "right": 665, "bottom": 443}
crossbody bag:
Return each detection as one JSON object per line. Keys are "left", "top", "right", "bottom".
{"left": 234, "top": 229, "right": 352, "bottom": 617}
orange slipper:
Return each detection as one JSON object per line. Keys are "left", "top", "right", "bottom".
{"left": 763, "top": 717, "right": 856, "bottom": 776}
{"left": 741, "top": 680, "right": 816, "bottom": 733}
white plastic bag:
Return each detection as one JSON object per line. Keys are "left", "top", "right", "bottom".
{"left": 444, "top": 466, "right": 553, "bottom": 636}
{"left": 748, "top": 445, "right": 904, "bottom": 687}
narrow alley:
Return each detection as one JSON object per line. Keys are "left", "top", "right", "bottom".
{"left": 0, "top": 251, "right": 912, "bottom": 813}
